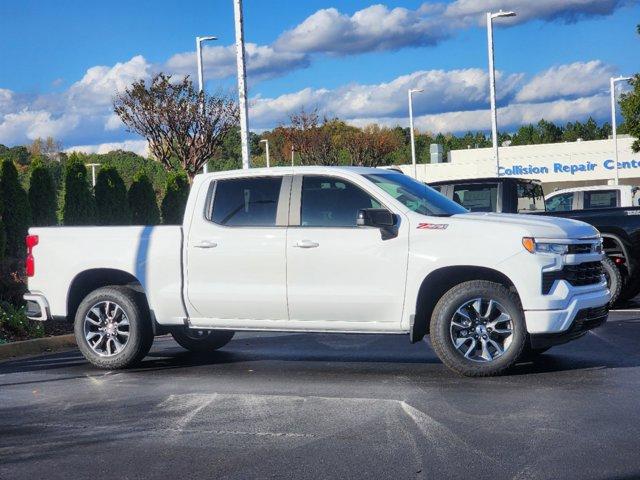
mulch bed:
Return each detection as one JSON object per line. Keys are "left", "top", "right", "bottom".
{"left": 0, "top": 319, "right": 73, "bottom": 343}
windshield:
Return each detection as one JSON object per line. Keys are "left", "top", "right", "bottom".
{"left": 364, "top": 173, "right": 468, "bottom": 216}
{"left": 517, "top": 182, "right": 546, "bottom": 213}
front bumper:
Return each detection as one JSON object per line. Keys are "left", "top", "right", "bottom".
{"left": 23, "top": 293, "right": 51, "bottom": 321}
{"left": 524, "top": 279, "right": 609, "bottom": 334}
{"left": 529, "top": 305, "right": 608, "bottom": 349}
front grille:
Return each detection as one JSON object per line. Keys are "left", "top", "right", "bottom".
{"left": 542, "top": 261, "right": 604, "bottom": 294}
{"left": 567, "top": 243, "right": 596, "bottom": 254}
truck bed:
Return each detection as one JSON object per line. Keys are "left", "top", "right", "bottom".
{"left": 28, "top": 225, "right": 186, "bottom": 324}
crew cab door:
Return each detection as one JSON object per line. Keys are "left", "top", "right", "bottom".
{"left": 285, "top": 174, "right": 409, "bottom": 329}
{"left": 185, "top": 174, "right": 291, "bottom": 326}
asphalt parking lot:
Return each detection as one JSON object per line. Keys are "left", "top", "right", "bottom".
{"left": 1, "top": 310, "right": 640, "bottom": 480}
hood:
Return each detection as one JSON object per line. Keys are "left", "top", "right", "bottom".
{"left": 456, "top": 212, "right": 598, "bottom": 239}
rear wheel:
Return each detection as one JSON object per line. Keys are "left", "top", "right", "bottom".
{"left": 74, "top": 286, "right": 154, "bottom": 369}
{"left": 429, "top": 280, "right": 526, "bottom": 377}
{"left": 602, "top": 256, "right": 622, "bottom": 306}
{"left": 171, "top": 328, "right": 235, "bottom": 352}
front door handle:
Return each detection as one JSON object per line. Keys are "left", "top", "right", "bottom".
{"left": 293, "top": 240, "right": 319, "bottom": 248}
{"left": 193, "top": 240, "right": 218, "bottom": 249}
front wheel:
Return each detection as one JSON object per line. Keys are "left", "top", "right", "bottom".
{"left": 171, "top": 328, "right": 235, "bottom": 352}
{"left": 429, "top": 280, "right": 526, "bottom": 377}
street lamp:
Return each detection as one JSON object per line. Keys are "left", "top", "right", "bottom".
{"left": 260, "top": 139, "right": 270, "bottom": 168}
{"left": 611, "top": 75, "right": 632, "bottom": 186}
{"left": 408, "top": 88, "right": 423, "bottom": 179}
{"left": 86, "top": 163, "right": 100, "bottom": 187}
{"left": 486, "top": 10, "right": 516, "bottom": 176}
{"left": 196, "top": 35, "right": 217, "bottom": 174}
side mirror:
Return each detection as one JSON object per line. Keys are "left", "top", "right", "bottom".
{"left": 357, "top": 208, "right": 396, "bottom": 228}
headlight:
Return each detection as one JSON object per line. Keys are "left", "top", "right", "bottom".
{"left": 522, "top": 237, "right": 568, "bottom": 255}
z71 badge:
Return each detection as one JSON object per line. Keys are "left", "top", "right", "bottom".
{"left": 417, "top": 223, "right": 449, "bottom": 230}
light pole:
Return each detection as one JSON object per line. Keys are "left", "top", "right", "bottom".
{"left": 87, "top": 163, "right": 100, "bottom": 187}
{"left": 196, "top": 35, "right": 217, "bottom": 174}
{"left": 233, "top": 0, "right": 251, "bottom": 169}
{"left": 610, "top": 76, "right": 632, "bottom": 185}
{"left": 260, "top": 139, "right": 270, "bottom": 168}
{"left": 408, "top": 88, "right": 423, "bottom": 179}
{"left": 486, "top": 10, "right": 516, "bottom": 176}
{"left": 291, "top": 145, "right": 295, "bottom": 166}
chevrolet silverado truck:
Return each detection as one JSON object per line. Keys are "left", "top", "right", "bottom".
{"left": 430, "top": 176, "right": 640, "bottom": 305}
{"left": 24, "top": 167, "right": 609, "bottom": 377}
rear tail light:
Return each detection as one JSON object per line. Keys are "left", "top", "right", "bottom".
{"left": 25, "top": 235, "right": 38, "bottom": 277}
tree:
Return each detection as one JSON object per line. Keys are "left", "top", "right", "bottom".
{"left": 95, "top": 166, "right": 130, "bottom": 225}
{"left": 28, "top": 159, "right": 57, "bottom": 226}
{"left": 620, "top": 75, "right": 640, "bottom": 153}
{"left": 62, "top": 153, "right": 95, "bottom": 225}
{"left": 161, "top": 171, "right": 190, "bottom": 224}
{"left": 113, "top": 73, "right": 239, "bottom": 181}
{"left": 28, "top": 137, "right": 62, "bottom": 160}
{"left": 128, "top": 173, "right": 160, "bottom": 225}
{"left": 0, "top": 160, "right": 31, "bottom": 257}
{"left": 283, "top": 109, "right": 343, "bottom": 166}
{"left": 342, "top": 124, "right": 403, "bottom": 167}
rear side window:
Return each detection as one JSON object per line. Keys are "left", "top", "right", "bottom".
{"left": 584, "top": 190, "right": 618, "bottom": 209}
{"left": 517, "top": 182, "right": 545, "bottom": 212}
{"left": 452, "top": 184, "right": 498, "bottom": 212}
{"left": 210, "top": 177, "right": 282, "bottom": 226}
{"left": 545, "top": 192, "right": 574, "bottom": 212}
{"left": 300, "top": 176, "right": 381, "bottom": 227}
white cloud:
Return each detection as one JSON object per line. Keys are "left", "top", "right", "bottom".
{"left": 0, "top": 110, "right": 79, "bottom": 145}
{"left": 349, "top": 94, "right": 611, "bottom": 134}
{"left": 249, "top": 68, "right": 524, "bottom": 129}
{"left": 443, "top": 0, "right": 627, "bottom": 26}
{"left": 66, "top": 55, "right": 151, "bottom": 113}
{"left": 274, "top": 5, "right": 449, "bottom": 55}
{"left": 65, "top": 139, "right": 149, "bottom": 157}
{"left": 515, "top": 60, "right": 614, "bottom": 103}
{"left": 165, "top": 43, "right": 309, "bottom": 82}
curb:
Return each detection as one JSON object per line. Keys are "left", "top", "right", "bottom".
{"left": 0, "top": 334, "right": 76, "bottom": 361}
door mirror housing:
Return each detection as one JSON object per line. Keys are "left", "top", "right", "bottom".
{"left": 357, "top": 208, "right": 396, "bottom": 228}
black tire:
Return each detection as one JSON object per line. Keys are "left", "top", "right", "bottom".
{"left": 618, "top": 275, "right": 640, "bottom": 302}
{"left": 74, "top": 286, "right": 154, "bottom": 369}
{"left": 171, "top": 328, "right": 235, "bottom": 352}
{"left": 429, "top": 280, "right": 526, "bottom": 377}
{"left": 602, "top": 256, "right": 622, "bottom": 306}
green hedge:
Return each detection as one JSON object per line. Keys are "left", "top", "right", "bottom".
{"left": 161, "top": 171, "right": 190, "bottom": 224}
{"left": 128, "top": 173, "right": 160, "bottom": 225}
{"left": 62, "top": 153, "right": 95, "bottom": 225}
{"left": 0, "top": 160, "right": 31, "bottom": 257}
{"left": 28, "top": 160, "right": 58, "bottom": 227}
{"left": 95, "top": 166, "right": 130, "bottom": 225}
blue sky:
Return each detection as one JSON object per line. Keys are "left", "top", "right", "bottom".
{"left": 0, "top": 0, "right": 638, "bottom": 154}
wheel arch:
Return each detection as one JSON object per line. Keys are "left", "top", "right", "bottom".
{"left": 410, "top": 266, "right": 519, "bottom": 343}
{"left": 66, "top": 269, "right": 148, "bottom": 323}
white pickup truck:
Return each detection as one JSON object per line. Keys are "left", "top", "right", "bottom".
{"left": 24, "top": 167, "right": 609, "bottom": 376}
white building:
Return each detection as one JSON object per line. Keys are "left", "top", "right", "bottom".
{"left": 400, "top": 136, "right": 639, "bottom": 194}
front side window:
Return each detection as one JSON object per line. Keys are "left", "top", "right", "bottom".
{"left": 300, "top": 176, "right": 381, "bottom": 227}
{"left": 517, "top": 182, "right": 546, "bottom": 212}
{"left": 452, "top": 184, "right": 498, "bottom": 212}
{"left": 365, "top": 173, "right": 467, "bottom": 216}
{"left": 545, "top": 192, "right": 574, "bottom": 212}
{"left": 210, "top": 177, "right": 282, "bottom": 226}
{"left": 584, "top": 190, "right": 618, "bottom": 209}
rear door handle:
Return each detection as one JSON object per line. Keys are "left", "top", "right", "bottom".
{"left": 293, "top": 240, "right": 319, "bottom": 248}
{"left": 193, "top": 240, "right": 218, "bottom": 249}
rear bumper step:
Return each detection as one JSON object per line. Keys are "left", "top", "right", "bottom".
{"left": 23, "top": 293, "right": 51, "bottom": 321}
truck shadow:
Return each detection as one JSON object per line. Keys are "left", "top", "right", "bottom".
{"left": 2, "top": 323, "right": 640, "bottom": 380}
